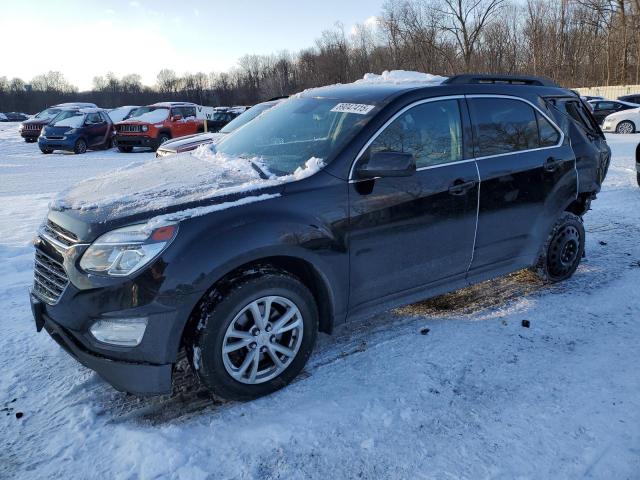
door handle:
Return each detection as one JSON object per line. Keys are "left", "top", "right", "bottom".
{"left": 544, "top": 157, "right": 562, "bottom": 172}
{"left": 448, "top": 180, "right": 476, "bottom": 196}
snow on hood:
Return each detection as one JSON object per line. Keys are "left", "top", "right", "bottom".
{"left": 124, "top": 109, "right": 169, "bottom": 123}
{"left": 50, "top": 147, "right": 325, "bottom": 218}
{"left": 355, "top": 70, "right": 447, "bottom": 85}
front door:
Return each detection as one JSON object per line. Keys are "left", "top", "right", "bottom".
{"left": 466, "top": 95, "right": 577, "bottom": 278}
{"left": 348, "top": 98, "right": 479, "bottom": 310}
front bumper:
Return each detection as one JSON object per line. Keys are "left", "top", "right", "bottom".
{"left": 115, "top": 134, "right": 159, "bottom": 149}
{"left": 31, "top": 293, "right": 173, "bottom": 395}
{"left": 38, "top": 135, "right": 77, "bottom": 151}
{"left": 21, "top": 129, "right": 42, "bottom": 139}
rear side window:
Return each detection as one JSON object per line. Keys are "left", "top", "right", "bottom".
{"left": 469, "top": 98, "right": 554, "bottom": 157}
{"left": 536, "top": 112, "right": 560, "bottom": 147}
{"left": 370, "top": 99, "right": 463, "bottom": 168}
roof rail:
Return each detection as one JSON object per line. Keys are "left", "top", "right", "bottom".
{"left": 443, "top": 74, "right": 559, "bottom": 87}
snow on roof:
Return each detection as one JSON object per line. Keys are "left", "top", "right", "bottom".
{"left": 51, "top": 148, "right": 325, "bottom": 218}
{"left": 54, "top": 102, "right": 98, "bottom": 108}
{"left": 355, "top": 70, "right": 447, "bottom": 86}
{"left": 150, "top": 102, "right": 198, "bottom": 107}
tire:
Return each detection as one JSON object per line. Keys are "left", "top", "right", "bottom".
{"left": 533, "top": 212, "right": 585, "bottom": 283}
{"left": 39, "top": 147, "right": 53, "bottom": 154}
{"left": 25, "top": 138, "right": 36, "bottom": 143}
{"left": 154, "top": 134, "right": 171, "bottom": 151}
{"left": 637, "top": 172, "right": 640, "bottom": 187}
{"left": 615, "top": 120, "right": 635, "bottom": 134}
{"left": 73, "top": 138, "right": 87, "bottom": 154}
{"left": 117, "top": 145, "right": 133, "bottom": 153}
{"left": 189, "top": 272, "right": 318, "bottom": 401}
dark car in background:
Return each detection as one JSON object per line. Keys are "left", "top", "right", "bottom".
{"left": 588, "top": 99, "right": 640, "bottom": 124}
{"left": 205, "top": 107, "right": 242, "bottom": 132}
{"left": 618, "top": 94, "right": 640, "bottom": 104}
{"left": 1, "top": 112, "right": 29, "bottom": 122}
{"left": 38, "top": 108, "right": 114, "bottom": 154}
{"left": 30, "top": 74, "right": 610, "bottom": 402}
{"left": 20, "top": 102, "right": 97, "bottom": 142}
{"left": 156, "top": 98, "right": 284, "bottom": 157}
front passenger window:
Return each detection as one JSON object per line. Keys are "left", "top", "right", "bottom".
{"left": 369, "top": 99, "right": 462, "bottom": 168}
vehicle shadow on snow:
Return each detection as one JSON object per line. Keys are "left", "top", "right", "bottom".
{"left": 99, "top": 269, "right": 552, "bottom": 426}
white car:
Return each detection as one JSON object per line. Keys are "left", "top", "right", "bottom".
{"left": 601, "top": 107, "right": 640, "bottom": 134}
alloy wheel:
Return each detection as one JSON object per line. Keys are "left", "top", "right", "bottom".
{"left": 222, "top": 295, "right": 304, "bottom": 385}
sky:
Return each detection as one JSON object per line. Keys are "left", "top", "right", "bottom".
{"left": 0, "top": 0, "right": 385, "bottom": 91}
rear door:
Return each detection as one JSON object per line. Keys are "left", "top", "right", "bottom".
{"left": 466, "top": 95, "right": 577, "bottom": 278}
{"left": 348, "top": 97, "right": 479, "bottom": 310}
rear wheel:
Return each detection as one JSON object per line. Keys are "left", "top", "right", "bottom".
{"left": 189, "top": 272, "right": 318, "bottom": 401}
{"left": 73, "top": 138, "right": 87, "bottom": 154}
{"left": 533, "top": 212, "right": 585, "bottom": 283}
{"left": 117, "top": 145, "right": 133, "bottom": 153}
{"left": 615, "top": 120, "right": 635, "bottom": 134}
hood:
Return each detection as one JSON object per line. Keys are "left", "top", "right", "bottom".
{"left": 160, "top": 132, "right": 224, "bottom": 152}
{"left": 49, "top": 148, "right": 325, "bottom": 228}
{"left": 23, "top": 117, "right": 50, "bottom": 126}
{"left": 43, "top": 124, "right": 78, "bottom": 135}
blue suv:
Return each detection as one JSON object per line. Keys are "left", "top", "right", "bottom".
{"left": 39, "top": 109, "right": 114, "bottom": 154}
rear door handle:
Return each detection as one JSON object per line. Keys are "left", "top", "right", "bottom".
{"left": 448, "top": 180, "right": 476, "bottom": 196}
{"left": 544, "top": 157, "right": 562, "bottom": 172}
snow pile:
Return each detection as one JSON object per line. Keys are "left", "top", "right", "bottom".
{"left": 125, "top": 109, "right": 169, "bottom": 123}
{"left": 355, "top": 70, "right": 447, "bottom": 86}
{"left": 50, "top": 149, "right": 324, "bottom": 217}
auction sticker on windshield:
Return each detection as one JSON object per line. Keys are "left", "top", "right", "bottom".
{"left": 330, "top": 103, "right": 375, "bottom": 115}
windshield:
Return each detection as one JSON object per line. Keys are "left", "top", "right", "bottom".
{"left": 212, "top": 112, "right": 229, "bottom": 122}
{"left": 216, "top": 97, "right": 377, "bottom": 176}
{"left": 220, "top": 103, "right": 275, "bottom": 134}
{"left": 52, "top": 112, "right": 85, "bottom": 128}
{"left": 50, "top": 110, "right": 79, "bottom": 124}
{"left": 125, "top": 106, "right": 169, "bottom": 123}
{"left": 35, "top": 108, "right": 61, "bottom": 120}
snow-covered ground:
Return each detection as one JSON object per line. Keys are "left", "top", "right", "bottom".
{"left": 1, "top": 121, "right": 639, "bottom": 479}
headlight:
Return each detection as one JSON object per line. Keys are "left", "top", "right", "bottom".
{"left": 141, "top": 125, "right": 149, "bottom": 132}
{"left": 65, "top": 128, "right": 78, "bottom": 135}
{"left": 19, "top": 124, "right": 24, "bottom": 132}
{"left": 80, "top": 223, "right": 177, "bottom": 276}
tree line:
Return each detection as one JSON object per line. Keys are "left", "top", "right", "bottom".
{"left": 2, "top": 0, "right": 640, "bottom": 113}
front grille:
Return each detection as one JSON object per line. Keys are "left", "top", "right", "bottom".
{"left": 118, "top": 124, "right": 141, "bottom": 133}
{"left": 33, "top": 249, "right": 69, "bottom": 305}
{"left": 25, "top": 123, "right": 43, "bottom": 131}
{"left": 42, "top": 220, "right": 78, "bottom": 248}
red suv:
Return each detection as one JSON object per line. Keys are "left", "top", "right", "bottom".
{"left": 114, "top": 102, "right": 203, "bottom": 152}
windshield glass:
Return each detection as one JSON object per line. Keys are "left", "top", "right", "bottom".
{"left": 212, "top": 112, "right": 229, "bottom": 122}
{"left": 216, "top": 97, "right": 377, "bottom": 176}
{"left": 220, "top": 103, "right": 275, "bottom": 134}
{"left": 52, "top": 112, "right": 85, "bottom": 128}
{"left": 35, "top": 108, "right": 61, "bottom": 120}
{"left": 125, "top": 106, "right": 169, "bottom": 123}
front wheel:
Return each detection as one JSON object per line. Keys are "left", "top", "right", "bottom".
{"left": 189, "top": 272, "right": 318, "bottom": 401}
{"left": 637, "top": 172, "right": 640, "bottom": 187}
{"left": 39, "top": 147, "right": 53, "bottom": 154}
{"left": 153, "top": 134, "right": 171, "bottom": 151}
{"left": 73, "top": 138, "right": 87, "bottom": 154}
{"left": 616, "top": 120, "right": 635, "bottom": 134}
{"left": 117, "top": 145, "right": 133, "bottom": 153}
{"left": 533, "top": 212, "right": 585, "bottom": 283}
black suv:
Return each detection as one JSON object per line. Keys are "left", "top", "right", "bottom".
{"left": 30, "top": 74, "right": 610, "bottom": 401}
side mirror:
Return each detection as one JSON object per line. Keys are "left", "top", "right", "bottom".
{"left": 172, "top": 114, "right": 183, "bottom": 122}
{"left": 356, "top": 151, "right": 416, "bottom": 179}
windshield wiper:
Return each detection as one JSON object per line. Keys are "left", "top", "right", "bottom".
{"left": 248, "top": 159, "right": 271, "bottom": 179}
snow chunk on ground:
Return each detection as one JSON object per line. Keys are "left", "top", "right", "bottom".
{"left": 355, "top": 70, "right": 447, "bottom": 85}
{"left": 50, "top": 149, "right": 324, "bottom": 217}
